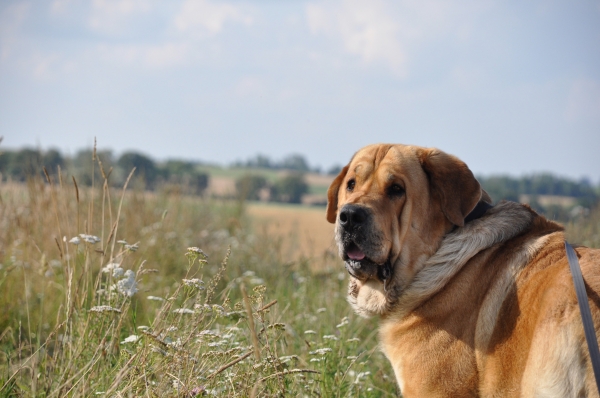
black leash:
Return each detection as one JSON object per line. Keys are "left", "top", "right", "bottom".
{"left": 565, "top": 241, "right": 600, "bottom": 393}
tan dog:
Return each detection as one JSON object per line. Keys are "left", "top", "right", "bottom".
{"left": 326, "top": 143, "right": 600, "bottom": 397}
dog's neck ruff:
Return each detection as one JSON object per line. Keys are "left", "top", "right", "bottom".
{"left": 383, "top": 201, "right": 534, "bottom": 320}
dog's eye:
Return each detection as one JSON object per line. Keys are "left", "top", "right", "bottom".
{"left": 388, "top": 183, "right": 405, "bottom": 197}
{"left": 347, "top": 179, "right": 355, "bottom": 192}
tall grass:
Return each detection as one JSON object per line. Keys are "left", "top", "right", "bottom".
{"left": 0, "top": 160, "right": 396, "bottom": 396}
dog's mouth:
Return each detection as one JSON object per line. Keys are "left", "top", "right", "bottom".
{"left": 343, "top": 241, "right": 392, "bottom": 285}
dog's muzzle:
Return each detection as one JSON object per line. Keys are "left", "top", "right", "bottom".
{"left": 339, "top": 204, "right": 393, "bottom": 286}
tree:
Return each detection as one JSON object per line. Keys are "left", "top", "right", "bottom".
{"left": 10, "top": 149, "right": 42, "bottom": 181}
{"left": 235, "top": 174, "right": 268, "bottom": 201}
{"left": 281, "top": 154, "right": 309, "bottom": 171}
{"left": 42, "top": 149, "right": 65, "bottom": 174}
{"left": 71, "top": 149, "right": 114, "bottom": 186}
{"left": 272, "top": 173, "right": 308, "bottom": 204}
{"left": 118, "top": 152, "right": 158, "bottom": 188}
{"left": 327, "top": 164, "right": 343, "bottom": 176}
{"left": 160, "top": 160, "right": 209, "bottom": 195}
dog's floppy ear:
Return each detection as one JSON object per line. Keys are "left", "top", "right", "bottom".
{"left": 418, "top": 148, "right": 482, "bottom": 227}
{"left": 326, "top": 165, "right": 349, "bottom": 223}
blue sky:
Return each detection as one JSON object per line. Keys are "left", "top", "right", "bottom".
{"left": 1, "top": 0, "right": 599, "bottom": 180}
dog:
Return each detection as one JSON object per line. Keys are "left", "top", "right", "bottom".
{"left": 326, "top": 143, "right": 600, "bottom": 397}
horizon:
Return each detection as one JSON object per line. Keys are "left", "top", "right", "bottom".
{"left": 1, "top": 142, "right": 598, "bottom": 184}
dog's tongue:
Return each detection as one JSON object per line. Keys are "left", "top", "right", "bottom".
{"left": 347, "top": 244, "right": 365, "bottom": 261}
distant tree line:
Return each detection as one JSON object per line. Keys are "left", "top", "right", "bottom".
{"left": 232, "top": 153, "right": 343, "bottom": 176}
{"left": 1, "top": 147, "right": 598, "bottom": 211}
{"left": 232, "top": 153, "right": 312, "bottom": 172}
{"left": 0, "top": 148, "right": 209, "bottom": 195}
{"left": 478, "top": 174, "right": 598, "bottom": 208}
{"left": 235, "top": 173, "right": 309, "bottom": 204}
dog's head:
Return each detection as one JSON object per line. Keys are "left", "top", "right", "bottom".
{"left": 326, "top": 144, "right": 484, "bottom": 317}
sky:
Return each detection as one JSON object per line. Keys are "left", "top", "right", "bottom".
{"left": 1, "top": 0, "right": 599, "bottom": 180}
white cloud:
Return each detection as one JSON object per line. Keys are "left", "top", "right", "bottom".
{"left": 305, "top": 0, "right": 490, "bottom": 77}
{"left": 307, "top": 0, "right": 407, "bottom": 77}
{"left": 174, "top": 0, "right": 253, "bottom": 38}
{"left": 89, "top": 0, "right": 153, "bottom": 35}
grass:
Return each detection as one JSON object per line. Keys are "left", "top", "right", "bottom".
{"left": 0, "top": 165, "right": 397, "bottom": 396}
{"left": 0, "top": 159, "right": 598, "bottom": 397}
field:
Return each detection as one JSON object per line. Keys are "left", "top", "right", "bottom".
{"left": 246, "top": 203, "right": 337, "bottom": 272}
{"left": 0, "top": 169, "right": 599, "bottom": 397}
{"left": 0, "top": 175, "right": 396, "bottom": 397}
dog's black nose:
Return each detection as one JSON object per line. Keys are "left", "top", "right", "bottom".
{"left": 339, "top": 204, "right": 369, "bottom": 230}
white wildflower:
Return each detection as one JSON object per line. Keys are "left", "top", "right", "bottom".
{"left": 147, "top": 296, "right": 165, "bottom": 302}
{"left": 125, "top": 243, "right": 139, "bottom": 252}
{"left": 346, "top": 337, "right": 361, "bottom": 343}
{"left": 242, "top": 270, "right": 255, "bottom": 277}
{"left": 279, "top": 355, "right": 299, "bottom": 363}
{"left": 68, "top": 236, "right": 81, "bottom": 245}
{"left": 89, "top": 305, "right": 121, "bottom": 313}
{"left": 316, "top": 308, "right": 326, "bottom": 313}
{"left": 121, "top": 335, "right": 139, "bottom": 344}
{"left": 347, "top": 355, "right": 358, "bottom": 360}
{"left": 197, "top": 330, "right": 219, "bottom": 339}
{"left": 304, "top": 330, "right": 317, "bottom": 335}
{"left": 323, "top": 335, "right": 338, "bottom": 341}
{"left": 117, "top": 240, "right": 128, "bottom": 245}
{"left": 182, "top": 278, "right": 205, "bottom": 289}
{"left": 79, "top": 234, "right": 100, "bottom": 244}
{"left": 167, "top": 338, "right": 183, "bottom": 348}
{"left": 354, "top": 371, "right": 371, "bottom": 384}
{"left": 166, "top": 326, "right": 178, "bottom": 332}
{"left": 116, "top": 270, "right": 138, "bottom": 297}
{"left": 187, "top": 247, "right": 207, "bottom": 257}
{"left": 336, "top": 317, "right": 349, "bottom": 328}
{"left": 310, "top": 358, "right": 323, "bottom": 362}
{"left": 101, "top": 263, "right": 120, "bottom": 273}
{"left": 173, "top": 308, "right": 194, "bottom": 314}
{"left": 194, "top": 304, "right": 214, "bottom": 313}
{"left": 137, "top": 325, "right": 150, "bottom": 331}
{"left": 212, "top": 304, "right": 225, "bottom": 315}
{"left": 309, "top": 348, "right": 333, "bottom": 355}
